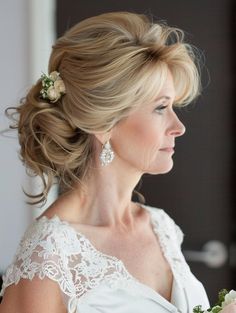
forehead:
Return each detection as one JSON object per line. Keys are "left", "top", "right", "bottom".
{"left": 154, "top": 72, "right": 176, "bottom": 100}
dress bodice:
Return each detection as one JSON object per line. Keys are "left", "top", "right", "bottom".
{"left": 0, "top": 204, "right": 210, "bottom": 313}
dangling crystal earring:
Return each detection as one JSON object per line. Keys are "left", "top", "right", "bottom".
{"left": 99, "top": 140, "right": 115, "bottom": 166}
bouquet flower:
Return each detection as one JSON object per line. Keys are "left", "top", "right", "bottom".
{"left": 193, "top": 289, "right": 236, "bottom": 313}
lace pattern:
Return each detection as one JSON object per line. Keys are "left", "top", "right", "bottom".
{"left": 0, "top": 215, "right": 133, "bottom": 305}
{"left": 145, "top": 207, "right": 192, "bottom": 285}
{"left": 0, "top": 205, "right": 190, "bottom": 311}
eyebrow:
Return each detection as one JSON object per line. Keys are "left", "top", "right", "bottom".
{"left": 154, "top": 96, "right": 172, "bottom": 101}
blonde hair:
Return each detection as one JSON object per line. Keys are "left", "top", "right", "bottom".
{"left": 9, "top": 11, "right": 201, "bottom": 205}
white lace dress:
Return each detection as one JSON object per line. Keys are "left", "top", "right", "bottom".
{"left": 0, "top": 204, "right": 210, "bottom": 313}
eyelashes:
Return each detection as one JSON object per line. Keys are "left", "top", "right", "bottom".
{"left": 155, "top": 105, "right": 168, "bottom": 114}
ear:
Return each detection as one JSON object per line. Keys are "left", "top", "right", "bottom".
{"left": 93, "top": 129, "right": 113, "bottom": 145}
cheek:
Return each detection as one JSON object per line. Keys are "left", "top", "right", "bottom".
{"left": 127, "top": 117, "right": 160, "bottom": 145}
{"left": 114, "top": 118, "right": 162, "bottom": 166}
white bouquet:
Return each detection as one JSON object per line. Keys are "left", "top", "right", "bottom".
{"left": 193, "top": 289, "right": 236, "bottom": 313}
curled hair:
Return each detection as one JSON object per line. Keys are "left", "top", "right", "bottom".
{"left": 8, "top": 11, "right": 202, "bottom": 205}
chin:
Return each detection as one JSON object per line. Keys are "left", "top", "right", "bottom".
{"left": 147, "top": 161, "right": 174, "bottom": 175}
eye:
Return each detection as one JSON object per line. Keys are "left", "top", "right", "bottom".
{"left": 155, "top": 105, "right": 168, "bottom": 114}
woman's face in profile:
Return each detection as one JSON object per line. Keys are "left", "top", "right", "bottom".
{"left": 111, "top": 70, "right": 186, "bottom": 175}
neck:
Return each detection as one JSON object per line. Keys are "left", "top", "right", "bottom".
{"left": 64, "top": 163, "right": 143, "bottom": 232}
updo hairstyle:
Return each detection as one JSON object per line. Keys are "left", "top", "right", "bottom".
{"left": 9, "top": 11, "right": 201, "bottom": 205}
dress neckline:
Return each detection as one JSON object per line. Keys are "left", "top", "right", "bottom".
{"left": 37, "top": 202, "right": 177, "bottom": 308}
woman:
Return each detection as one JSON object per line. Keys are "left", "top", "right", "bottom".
{"left": 0, "top": 11, "right": 212, "bottom": 313}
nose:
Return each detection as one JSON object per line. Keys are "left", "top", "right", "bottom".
{"left": 167, "top": 111, "right": 186, "bottom": 137}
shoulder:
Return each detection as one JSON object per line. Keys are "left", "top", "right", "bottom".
{"left": 17, "top": 215, "right": 82, "bottom": 261}
{"left": 141, "top": 203, "right": 185, "bottom": 246}
{"left": 0, "top": 275, "right": 67, "bottom": 313}
{"left": 0, "top": 215, "right": 81, "bottom": 300}
{"left": 0, "top": 215, "right": 82, "bottom": 312}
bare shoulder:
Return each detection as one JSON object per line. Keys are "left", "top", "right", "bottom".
{"left": 0, "top": 276, "right": 67, "bottom": 313}
{"left": 37, "top": 192, "right": 83, "bottom": 224}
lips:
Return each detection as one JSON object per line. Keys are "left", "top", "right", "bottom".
{"left": 159, "top": 147, "right": 175, "bottom": 152}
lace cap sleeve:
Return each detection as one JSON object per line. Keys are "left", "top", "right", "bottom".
{"left": 0, "top": 216, "right": 79, "bottom": 301}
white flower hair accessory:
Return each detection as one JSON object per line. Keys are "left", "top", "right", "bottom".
{"left": 40, "top": 71, "right": 66, "bottom": 103}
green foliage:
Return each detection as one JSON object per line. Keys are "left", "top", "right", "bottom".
{"left": 193, "top": 288, "right": 230, "bottom": 313}
{"left": 193, "top": 305, "right": 204, "bottom": 313}
{"left": 211, "top": 306, "right": 222, "bottom": 313}
{"left": 216, "top": 289, "right": 228, "bottom": 306}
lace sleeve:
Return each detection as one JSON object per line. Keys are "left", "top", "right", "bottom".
{"left": 0, "top": 216, "right": 78, "bottom": 307}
